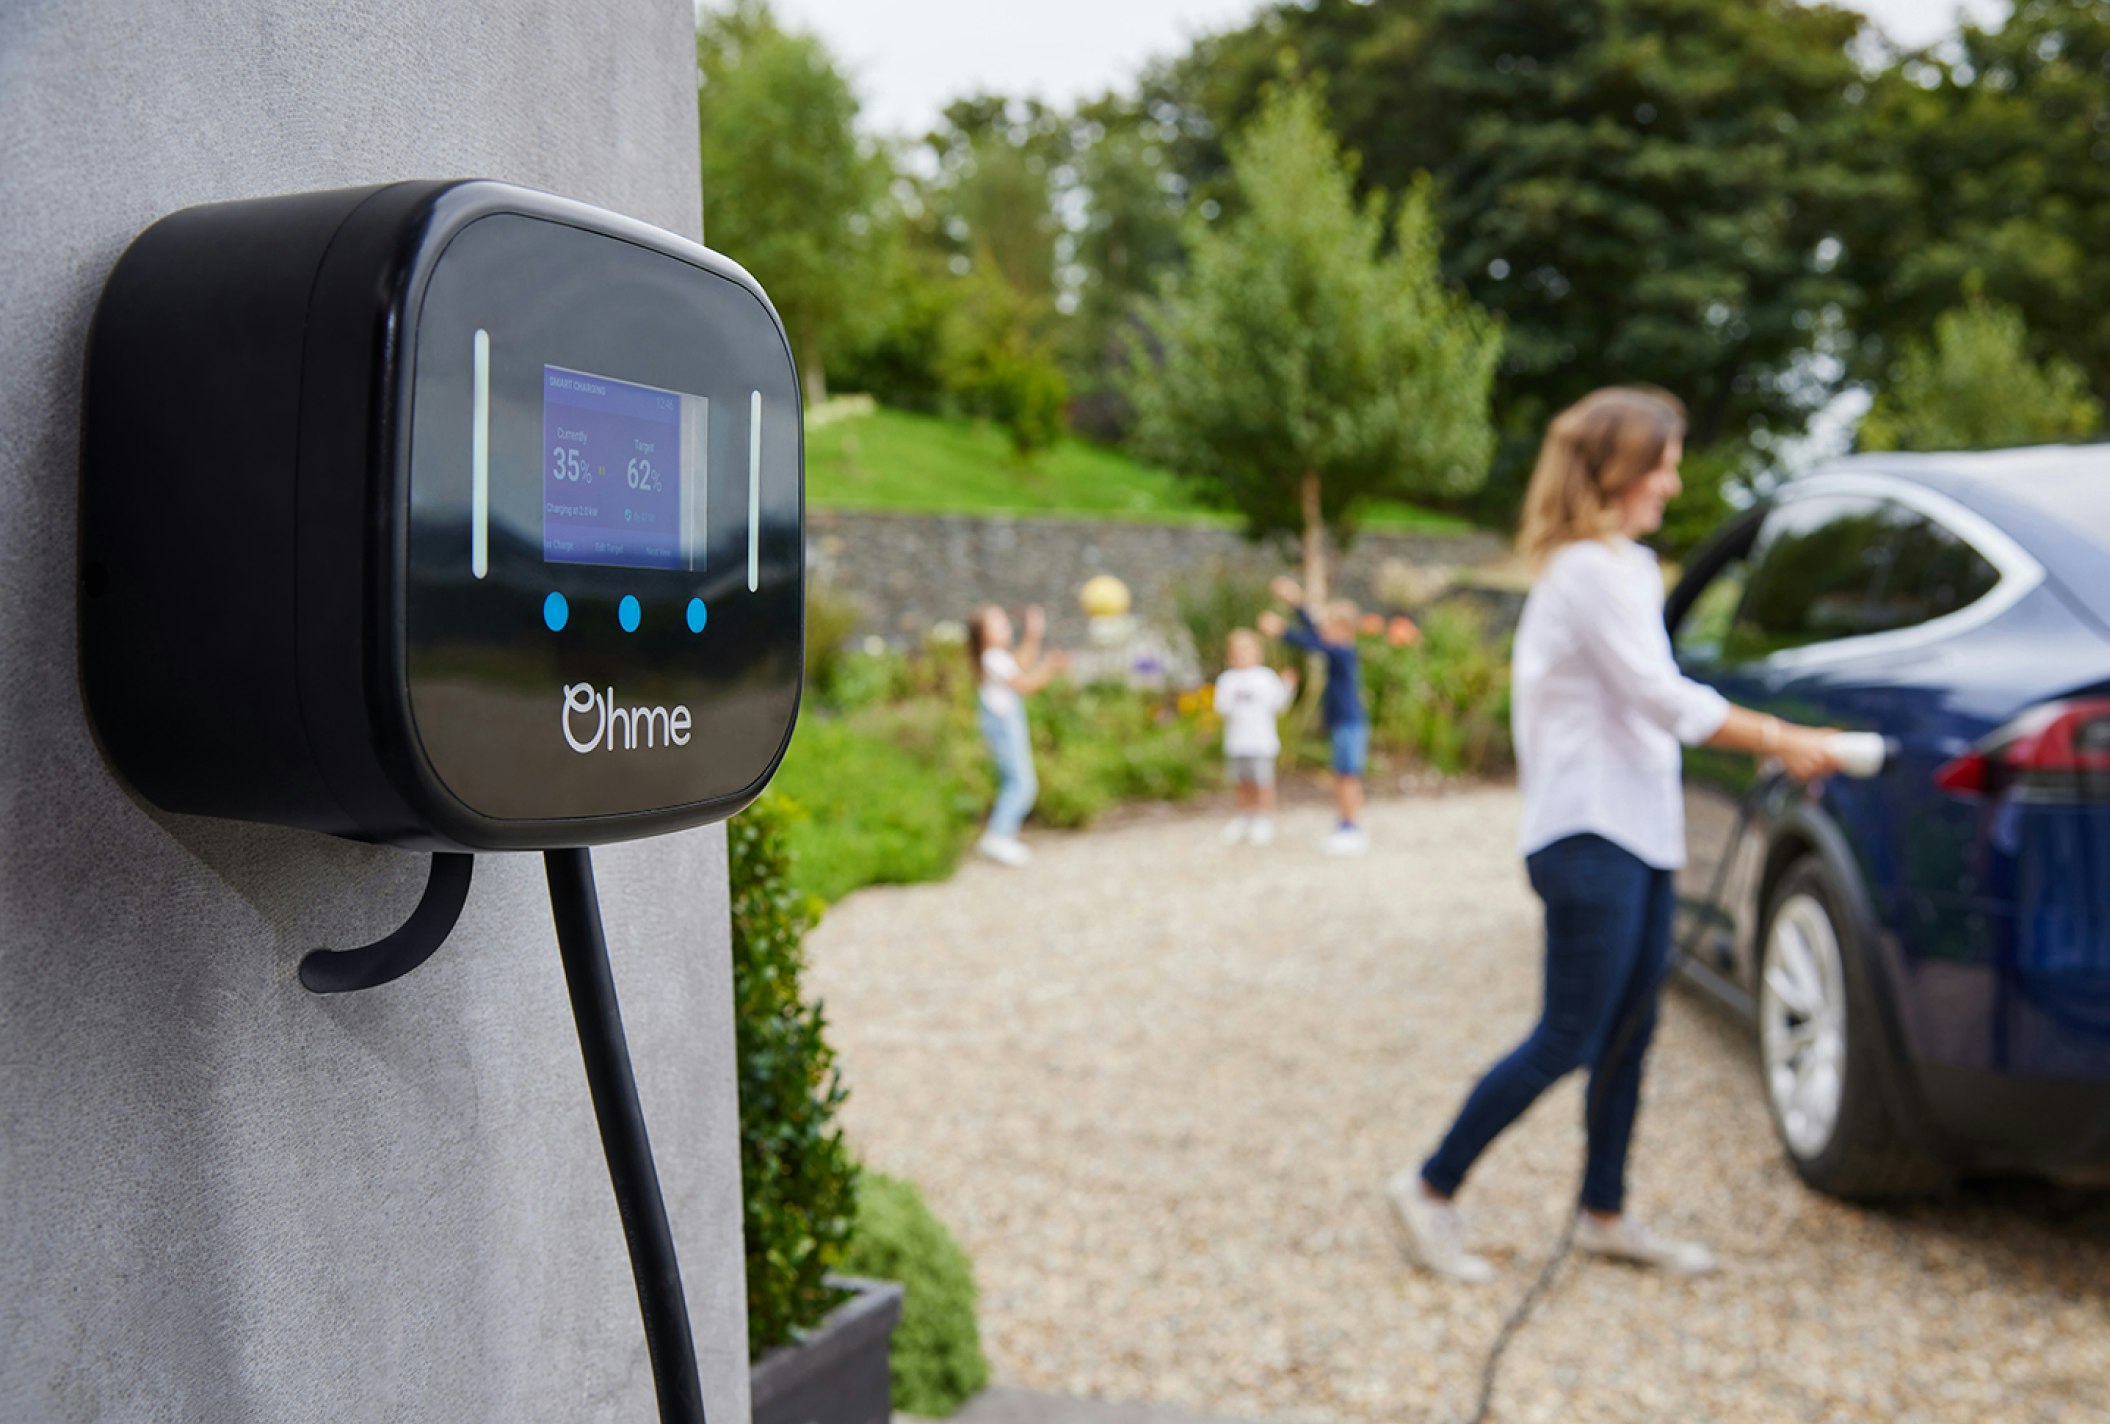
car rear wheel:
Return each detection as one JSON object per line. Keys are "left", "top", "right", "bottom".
{"left": 1758, "top": 859, "right": 1947, "bottom": 1198}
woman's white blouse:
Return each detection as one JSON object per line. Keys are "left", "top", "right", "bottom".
{"left": 1512, "top": 537, "right": 1730, "bottom": 870}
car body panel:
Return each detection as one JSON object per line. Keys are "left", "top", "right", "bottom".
{"left": 1667, "top": 451, "right": 2110, "bottom": 1174}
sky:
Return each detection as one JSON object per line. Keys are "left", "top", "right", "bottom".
{"left": 756, "top": 0, "right": 2013, "bottom": 140}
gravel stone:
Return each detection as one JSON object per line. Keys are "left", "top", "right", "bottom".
{"left": 805, "top": 789, "right": 2110, "bottom": 1423}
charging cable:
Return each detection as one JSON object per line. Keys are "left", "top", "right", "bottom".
{"left": 1457, "top": 733, "right": 1887, "bottom": 1423}
{"left": 546, "top": 847, "right": 708, "bottom": 1424}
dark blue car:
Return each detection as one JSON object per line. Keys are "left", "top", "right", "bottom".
{"left": 1666, "top": 445, "right": 2110, "bottom": 1197}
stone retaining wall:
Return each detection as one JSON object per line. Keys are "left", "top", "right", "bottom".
{"left": 806, "top": 508, "right": 1511, "bottom": 648}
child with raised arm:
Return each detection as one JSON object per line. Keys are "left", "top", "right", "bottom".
{"left": 1258, "top": 575, "right": 1370, "bottom": 855}
{"left": 967, "top": 603, "right": 1065, "bottom": 867}
{"left": 1213, "top": 628, "right": 1298, "bottom": 846}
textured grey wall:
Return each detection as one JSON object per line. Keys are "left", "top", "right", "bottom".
{"left": 0, "top": 3, "right": 750, "bottom": 1421}
{"left": 807, "top": 508, "right": 1509, "bottom": 650}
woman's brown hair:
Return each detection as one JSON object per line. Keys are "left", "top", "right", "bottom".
{"left": 1516, "top": 386, "right": 1687, "bottom": 570}
{"left": 966, "top": 604, "right": 994, "bottom": 671}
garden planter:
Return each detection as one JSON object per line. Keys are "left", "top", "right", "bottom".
{"left": 750, "top": 1275, "right": 904, "bottom": 1424}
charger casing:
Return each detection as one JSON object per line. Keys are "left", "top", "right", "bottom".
{"left": 80, "top": 180, "right": 805, "bottom": 850}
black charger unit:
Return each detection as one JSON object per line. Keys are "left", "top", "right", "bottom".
{"left": 81, "top": 179, "right": 803, "bottom": 851}
{"left": 79, "top": 180, "right": 807, "bottom": 1423}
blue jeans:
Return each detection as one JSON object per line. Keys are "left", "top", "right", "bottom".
{"left": 1330, "top": 722, "right": 1369, "bottom": 776}
{"left": 979, "top": 702, "right": 1037, "bottom": 839}
{"left": 1421, "top": 834, "right": 1673, "bottom": 1215}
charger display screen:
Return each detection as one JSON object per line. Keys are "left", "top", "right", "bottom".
{"left": 541, "top": 364, "right": 705, "bottom": 571}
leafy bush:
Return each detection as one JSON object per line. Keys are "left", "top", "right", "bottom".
{"left": 839, "top": 1173, "right": 989, "bottom": 1417}
{"left": 939, "top": 268, "right": 1070, "bottom": 460}
{"left": 1030, "top": 680, "right": 1215, "bottom": 828}
{"left": 771, "top": 697, "right": 990, "bottom": 904}
{"left": 730, "top": 795, "right": 859, "bottom": 1358}
{"left": 824, "top": 644, "right": 913, "bottom": 714}
{"left": 1859, "top": 291, "right": 2102, "bottom": 454}
{"left": 806, "top": 583, "right": 867, "bottom": 705}
{"left": 1361, "top": 602, "right": 1513, "bottom": 776}
{"left": 1172, "top": 564, "right": 1281, "bottom": 680}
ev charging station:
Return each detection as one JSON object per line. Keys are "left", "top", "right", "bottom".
{"left": 79, "top": 180, "right": 803, "bottom": 1422}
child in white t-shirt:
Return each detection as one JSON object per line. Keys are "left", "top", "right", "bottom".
{"left": 1213, "top": 628, "right": 1297, "bottom": 846}
{"left": 967, "top": 603, "right": 1065, "bottom": 867}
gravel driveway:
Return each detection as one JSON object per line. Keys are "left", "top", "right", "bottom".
{"left": 804, "top": 788, "right": 2110, "bottom": 1424}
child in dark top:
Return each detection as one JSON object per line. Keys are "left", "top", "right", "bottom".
{"left": 1258, "top": 575, "right": 1370, "bottom": 855}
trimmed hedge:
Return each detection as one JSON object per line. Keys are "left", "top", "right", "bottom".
{"left": 730, "top": 794, "right": 860, "bottom": 1357}
{"left": 839, "top": 1173, "right": 990, "bottom": 1416}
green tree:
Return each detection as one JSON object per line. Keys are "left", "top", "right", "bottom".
{"left": 1858, "top": 292, "right": 2102, "bottom": 452}
{"left": 1126, "top": 87, "right": 1500, "bottom": 601}
{"left": 1836, "top": 1, "right": 2110, "bottom": 411}
{"left": 697, "top": 0, "right": 890, "bottom": 402}
{"left": 1152, "top": 0, "right": 1878, "bottom": 525}
{"left": 916, "top": 95, "right": 1068, "bottom": 306}
{"left": 939, "top": 266, "right": 1069, "bottom": 460}
{"left": 1062, "top": 94, "right": 1196, "bottom": 439}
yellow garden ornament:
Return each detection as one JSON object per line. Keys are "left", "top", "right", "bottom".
{"left": 1079, "top": 574, "right": 1133, "bottom": 619}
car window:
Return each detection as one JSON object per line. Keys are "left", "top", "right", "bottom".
{"left": 1672, "top": 558, "right": 1748, "bottom": 665}
{"left": 1861, "top": 504, "right": 2001, "bottom": 634}
{"left": 1723, "top": 494, "right": 2004, "bottom": 662}
{"left": 1724, "top": 495, "right": 1892, "bottom": 661}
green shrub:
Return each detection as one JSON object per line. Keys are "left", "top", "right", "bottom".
{"left": 939, "top": 268, "right": 1070, "bottom": 461}
{"left": 1361, "top": 602, "right": 1513, "bottom": 776}
{"left": 839, "top": 1173, "right": 989, "bottom": 1417}
{"left": 771, "top": 699, "right": 990, "bottom": 903}
{"left": 806, "top": 583, "right": 867, "bottom": 705}
{"left": 1029, "top": 681, "right": 1214, "bottom": 828}
{"left": 1172, "top": 565, "right": 1279, "bottom": 680}
{"left": 826, "top": 644, "right": 913, "bottom": 714}
{"left": 730, "top": 795, "right": 860, "bottom": 1358}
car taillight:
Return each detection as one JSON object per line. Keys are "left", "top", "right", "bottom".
{"left": 1936, "top": 698, "right": 2110, "bottom": 803}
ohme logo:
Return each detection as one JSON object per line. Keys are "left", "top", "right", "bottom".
{"left": 563, "top": 683, "right": 693, "bottom": 754}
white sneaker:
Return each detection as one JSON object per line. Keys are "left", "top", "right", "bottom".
{"left": 1573, "top": 1214, "right": 1717, "bottom": 1275}
{"left": 1385, "top": 1171, "right": 1494, "bottom": 1283}
{"left": 1247, "top": 817, "right": 1275, "bottom": 847}
{"left": 976, "top": 834, "right": 1031, "bottom": 867}
{"left": 1220, "top": 816, "right": 1250, "bottom": 845}
{"left": 1325, "top": 825, "right": 1369, "bottom": 856}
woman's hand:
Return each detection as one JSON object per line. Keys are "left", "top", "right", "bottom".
{"left": 1256, "top": 610, "right": 1287, "bottom": 638}
{"left": 1775, "top": 725, "right": 1846, "bottom": 782}
{"left": 1023, "top": 605, "right": 1046, "bottom": 640}
{"left": 1269, "top": 576, "right": 1304, "bottom": 606}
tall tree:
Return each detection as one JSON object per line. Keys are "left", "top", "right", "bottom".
{"left": 916, "top": 95, "right": 1068, "bottom": 306}
{"left": 1152, "top": 0, "right": 1878, "bottom": 525}
{"left": 1858, "top": 291, "right": 2103, "bottom": 452}
{"left": 697, "top": 0, "right": 889, "bottom": 402}
{"left": 1835, "top": 0, "right": 2110, "bottom": 410}
{"left": 1063, "top": 93, "right": 1196, "bottom": 439}
{"left": 1126, "top": 88, "right": 1501, "bottom": 602}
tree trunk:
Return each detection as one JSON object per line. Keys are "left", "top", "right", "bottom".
{"left": 1299, "top": 470, "right": 1328, "bottom": 606}
{"left": 1297, "top": 470, "right": 1329, "bottom": 734}
{"left": 801, "top": 332, "right": 828, "bottom": 406}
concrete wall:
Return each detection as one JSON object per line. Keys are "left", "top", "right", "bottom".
{"left": 0, "top": 3, "right": 749, "bottom": 1420}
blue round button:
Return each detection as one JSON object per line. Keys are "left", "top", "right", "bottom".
{"left": 618, "top": 594, "right": 641, "bottom": 633}
{"left": 686, "top": 597, "right": 708, "bottom": 634}
{"left": 543, "top": 591, "right": 569, "bottom": 632}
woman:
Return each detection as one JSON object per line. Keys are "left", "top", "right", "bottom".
{"left": 1391, "top": 386, "right": 1844, "bottom": 1281}
{"left": 967, "top": 603, "right": 1064, "bottom": 867}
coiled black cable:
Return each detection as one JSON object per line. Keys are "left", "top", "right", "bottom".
{"left": 546, "top": 847, "right": 708, "bottom": 1424}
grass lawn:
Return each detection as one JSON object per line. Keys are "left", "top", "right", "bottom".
{"left": 805, "top": 404, "right": 1471, "bottom": 534}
